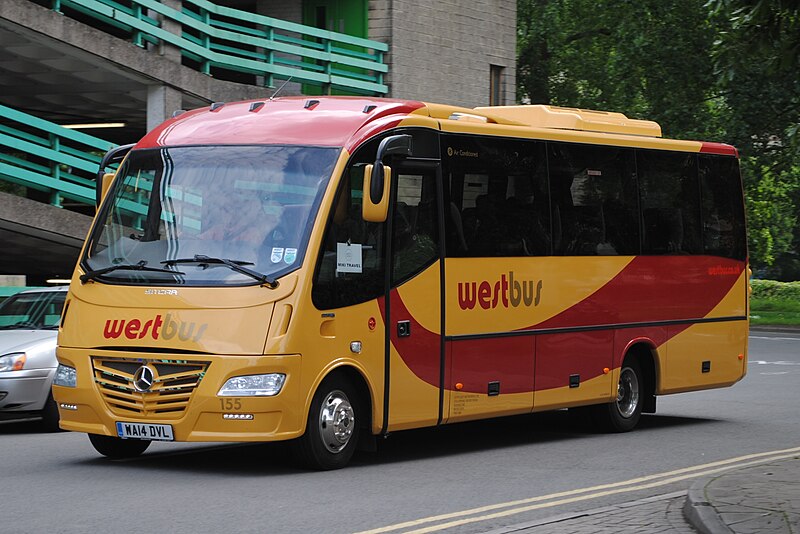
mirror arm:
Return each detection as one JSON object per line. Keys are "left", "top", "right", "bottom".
{"left": 95, "top": 143, "right": 135, "bottom": 206}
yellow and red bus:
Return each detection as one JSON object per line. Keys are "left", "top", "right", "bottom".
{"left": 53, "top": 98, "right": 748, "bottom": 469}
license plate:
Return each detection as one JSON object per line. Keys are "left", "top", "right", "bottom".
{"left": 116, "top": 422, "right": 174, "bottom": 441}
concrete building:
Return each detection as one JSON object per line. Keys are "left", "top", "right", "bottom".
{"left": 0, "top": 0, "right": 516, "bottom": 283}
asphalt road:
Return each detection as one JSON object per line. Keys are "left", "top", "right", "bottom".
{"left": 2, "top": 331, "right": 798, "bottom": 534}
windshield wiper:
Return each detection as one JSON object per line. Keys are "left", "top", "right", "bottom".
{"left": 161, "top": 255, "right": 279, "bottom": 288}
{"left": 80, "top": 260, "right": 185, "bottom": 284}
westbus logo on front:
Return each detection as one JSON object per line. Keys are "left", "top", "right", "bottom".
{"left": 103, "top": 314, "right": 207, "bottom": 342}
{"left": 458, "top": 271, "right": 543, "bottom": 310}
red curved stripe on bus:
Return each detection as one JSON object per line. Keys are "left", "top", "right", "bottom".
{"left": 533, "top": 256, "right": 743, "bottom": 330}
{"left": 378, "top": 291, "right": 442, "bottom": 387}
{"left": 381, "top": 256, "right": 744, "bottom": 394}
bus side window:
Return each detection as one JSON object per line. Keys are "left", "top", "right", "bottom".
{"left": 443, "top": 136, "right": 550, "bottom": 258}
{"left": 549, "top": 142, "right": 638, "bottom": 256}
{"left": 639, "top": 151, "right": 702, "bottom": 255}
{"left": 312, "top": 167, "right": 387, "bottom": 310}
{"left": 698, "top": 155, "right": 746, "bottom": 260}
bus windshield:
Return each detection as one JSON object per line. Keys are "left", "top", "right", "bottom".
{"left": 83, "top": 145, "right": 338, "bottom": 286}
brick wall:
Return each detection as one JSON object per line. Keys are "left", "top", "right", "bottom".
{"left": 370, "top": 0, "right": 516, "bottom": 107}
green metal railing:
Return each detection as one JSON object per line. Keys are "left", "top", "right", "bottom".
{"left": 51, "top": 0, "right": 389, "bottom": 94}
{"left": 0, "top": 104, "right": 115, "bottom": 209}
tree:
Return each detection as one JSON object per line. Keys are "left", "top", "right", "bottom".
{"left": 516, "top": 0, "right": 800, "bottom": 274}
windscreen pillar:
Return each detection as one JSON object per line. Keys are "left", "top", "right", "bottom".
{"left": 147, "top": 85, "right": 183, "bottom": 132}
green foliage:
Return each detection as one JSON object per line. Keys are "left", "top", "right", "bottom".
{"left": 744, "top": 160, "right": 799, "bottom": 267}
{"left": 516, "top": 0, "right": 800, "bottom": 275}
{"left": 750, "top": 280, "right": 800, "bottom": 325}
{"left": 751, "top": 279, "right": 800, "bottom": 301}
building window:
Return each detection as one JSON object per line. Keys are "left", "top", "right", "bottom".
{"left": 490, "top": 65, "right": 505, "bottom": 106}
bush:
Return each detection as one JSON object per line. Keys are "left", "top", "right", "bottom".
{"left": 750, "top": 279, "right": 800, "bottom": 301}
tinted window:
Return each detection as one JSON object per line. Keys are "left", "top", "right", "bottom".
{"left": 638, "top": 150, "right": 702, "bottom": 254}
{"left": 549, "top": 143, "right": 639, "bottom": 255}
{"left": 443, "top": 136, "right": 550, "bottom": 257}
{"left": 699, "top": 155, "right": 747, "bottom": 260}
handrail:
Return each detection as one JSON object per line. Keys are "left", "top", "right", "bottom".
{"left": 53, "top": 0, "right": 388, "bottom": 94}
{"left": 0, "top": 104, "right": 115, "bottom": 209}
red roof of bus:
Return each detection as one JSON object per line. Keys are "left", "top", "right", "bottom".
{"left": 134, "top": 97, "right": 426, "bottom": 152}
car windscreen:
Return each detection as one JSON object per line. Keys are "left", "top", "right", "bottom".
{"left": 0, "top": 291, "right": 66, "bottom": 330}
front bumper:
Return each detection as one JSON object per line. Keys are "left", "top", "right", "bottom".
{"left": 53, "top": 348, "right": 303, "bottom": 441}
{"left": 0, "top": 368, "right": 55, "bottom": 420}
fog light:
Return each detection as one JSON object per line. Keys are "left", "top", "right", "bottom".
{"left": 59, "top": 403, "right": 78, "bottom": 411}
{"left": 223, "top": 413, "right": 254, "bottom": 420}
{"left": 218, "top": 373, "right": 286, "bottom": 397}
{"left": 54, "top": 364, "right": 77, "bottom": 387}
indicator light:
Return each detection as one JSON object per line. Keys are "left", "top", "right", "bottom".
{"left": 455, "top": 383, "right": 464, "bottom": 390}
{"left": 603, "top": 367, "right": 610, "bottom": 374}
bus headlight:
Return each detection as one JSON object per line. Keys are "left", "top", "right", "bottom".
{"left": 54, "top": 364, "right": 77, "bottom": 387}
{"left": 218, "top": 373, "right": 286, "bottom": 397}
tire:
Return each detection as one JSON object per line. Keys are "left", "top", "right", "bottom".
{"left": 40, "top": 392, "right": 61, "bottom": 433}
{"left": 89, "top": 434, "right": 151, "bottom": 459}
{"left": 593, "top": 359, "right": 643, "bottom": 432}
{"left": 293, "top": 375, "right": 360, "bottom": 470}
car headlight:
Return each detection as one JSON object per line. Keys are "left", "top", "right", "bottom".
{"left": 54, "top": 364, "right": 77, "bottom": 387}
{"left": 218, "top": 373, "right": 286, "bottom": 397}
{"left": 0, "top": 353, "right": 26, "bottom": 372}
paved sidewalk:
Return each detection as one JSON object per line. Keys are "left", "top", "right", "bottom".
{"left": 486, "top": 491, "right": 696, "bottom": 533}
{"left": 684, "top": 456, "right": 800, "bottom": 534}
{"left": 486, "top": 456, "right": 800, "bottom": 534}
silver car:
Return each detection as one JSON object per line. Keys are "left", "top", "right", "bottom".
{"left": 0, "top": 286, "right": 68, "bottom": 431}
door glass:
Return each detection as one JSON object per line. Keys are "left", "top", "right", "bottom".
{"left": 392, "top": 171, "right": 439, "bottom": 285}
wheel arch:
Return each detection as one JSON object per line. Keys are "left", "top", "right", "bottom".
{"left": 303, "top": 362, "right": 375, "bottom": 436}
{"left": 621, "top": 340, "right": 659, "bottom": 414}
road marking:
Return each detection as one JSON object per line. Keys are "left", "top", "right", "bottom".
{"left": 750, "top": 360, "right": 800, "bottom": 366}
{"left": 356, "top": 446, "right": 800, "bottom": 534}
{"left": 750, "top": 336, "right": 800, "bottom": 341}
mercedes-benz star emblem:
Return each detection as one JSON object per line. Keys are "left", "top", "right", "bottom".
{"left": 133, "top": 365, "right": 155, "bottom": 392}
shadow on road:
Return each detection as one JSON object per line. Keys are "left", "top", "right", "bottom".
{"left": 12, "top": 410, "right": 722, "bottom": 475}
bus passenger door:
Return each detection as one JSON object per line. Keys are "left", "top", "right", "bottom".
{"left": 384, "top": 164, "right": 444, "bottom": 431}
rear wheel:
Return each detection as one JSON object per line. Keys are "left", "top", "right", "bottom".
{"left": 293, "top": 375, "right": 360, "bottom": 470}
{"left": 593, "top": 359, "right": 643, "bottom": 432}
{"left": 88, "top": 434, "right": 151, "bottom": 459}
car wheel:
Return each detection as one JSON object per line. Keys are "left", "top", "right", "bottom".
{"left": 40, "top": 392, "right": 61, "bottom": 433}
{"left": 89, "top": 434, "right": 151, "bottom": 459}
{"left": 293, "top": 375, "right": 360, "bottom": 470}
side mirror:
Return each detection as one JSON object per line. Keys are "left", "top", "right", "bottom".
{"left": 360, "top": 134, "right": 412, "bottom": 223}
{"left": 362, "top": 164, "right": 392, "bottom": 222}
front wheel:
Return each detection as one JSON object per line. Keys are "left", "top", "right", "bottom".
{"left": 593, "top": 359, "right": 643, "bottom": 432}
{"left": 293, "top": 375, "right": 360, "bottom": 470}
{"left": 88, "top": 434, "right": 151, "bottom": 459}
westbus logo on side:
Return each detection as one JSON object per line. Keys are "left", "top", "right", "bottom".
{"left": 457, "top": 272, "right": 543, "bottom": 310}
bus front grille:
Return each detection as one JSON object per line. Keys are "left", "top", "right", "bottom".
{"left": 91, "top": 357, "right": 208, "bottom": 419}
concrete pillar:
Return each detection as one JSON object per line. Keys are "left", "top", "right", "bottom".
{"left": 147, "top": 85, "right": 183, "bottom": 131}
{"left": 155, "top": 0, "right": 182, "bottom": 63}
